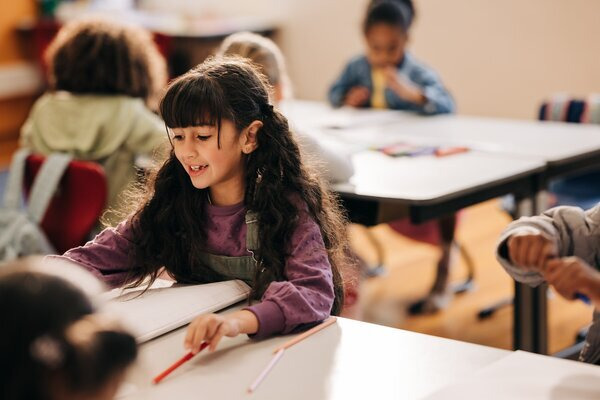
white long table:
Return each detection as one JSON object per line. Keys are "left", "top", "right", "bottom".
{"left": 120, "top": 314, "right": 510, "bottom": 400}
{"left": 424, "top": 350, "right": 600, "bottom": 399}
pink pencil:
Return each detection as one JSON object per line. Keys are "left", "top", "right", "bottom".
{"left": 247, "top": 349, "right": 285, "bottom": 393}
{"left": 273, "top": 317, "right": 337, "bottom": 353}
{"left": 247, "top": 317, "right": 337, "bottom": 393}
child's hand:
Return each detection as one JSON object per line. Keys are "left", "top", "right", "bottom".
{"left": 507, "top": 231, "right": 557, "bottom": 271}
{"left": 383, "top": 67, "right": 426, "bottom": 105}
{"left": 184, "top": 310, "right": 258, "bottom": 353}
{"left": 543, "top": 257, "right": 600, "bottom": 305}
{"left": 344, "top": 86, "right": 370, "bottom": 107}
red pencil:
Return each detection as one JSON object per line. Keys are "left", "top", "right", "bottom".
{"left": 152, "top": 342, "right": 209, "bottom": 384}
{"left": 435, "top": 146, "right": 469, "bottom": 157}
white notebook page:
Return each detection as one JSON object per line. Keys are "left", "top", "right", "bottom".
{"left": 105, "top": 280, "right": 251, "bottom": 343}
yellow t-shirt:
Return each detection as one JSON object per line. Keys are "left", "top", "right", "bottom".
{"left": 371, "top": 68, "right": 388, "bottom": 109}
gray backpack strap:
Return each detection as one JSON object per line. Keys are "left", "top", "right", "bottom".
{"left": 27, "top": 153, "right": 73, "bottom": 224}
{"left": 2, "top": 148, "right": 31, "bottom": 210}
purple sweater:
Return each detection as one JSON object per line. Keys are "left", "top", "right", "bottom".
{"left": 53, "top": 200, "right": 334, "bottom": 339}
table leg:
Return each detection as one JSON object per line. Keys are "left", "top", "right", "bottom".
{"left": 512, "top": 193, "right": 548, "bottom": 354}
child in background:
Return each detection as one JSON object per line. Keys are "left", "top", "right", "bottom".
{"left": 217, "top": 31, "right": 361, "bottom": 317}
{"left": 52, "top": 57, "right": 349, "bottom": 353}
{"left": 217, "top": 31, "right": 354, "bottom": 184}
{"left": 496, "top": 204, "right": 600, "bottom": 364}
{"left": 328, "top": 0, "right": 454, "bottom": 115}
{"left": 0, "top": 257, "right": 137, "bottom": 400}
{"left": 20, "top": 18, "right": 168, "bottom": 222}
{"left": 330, "top": 0, "right": 457, "bottom": 315}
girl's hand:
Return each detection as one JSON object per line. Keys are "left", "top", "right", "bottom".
{"left": 383, "top": 67, "right": 426, "bottom": 105}
{"left": 184, "top": 310, "right": 259, "bottom": 353}
{"left": 543, "top": 257, "right": 600, "bottom": 305}
{"left": 507, "top": 231, "right": 557, "bottom": 271}
{"left": 344, "top": 86, "right": 370, "bottom": 107}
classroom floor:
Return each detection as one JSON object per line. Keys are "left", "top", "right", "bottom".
{"left": 351, "top": 199, "right": 593, "bottom": 353}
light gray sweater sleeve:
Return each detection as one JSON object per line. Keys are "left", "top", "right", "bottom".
{"left": 294, "top": 131, "right": 354, "bottom": 183}
{"left": 496, "top": 204, "right": 600, "bottom": 287}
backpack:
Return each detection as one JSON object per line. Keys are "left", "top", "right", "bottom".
{"left": 0, "top": 149, "right": 72, "bottom": 262}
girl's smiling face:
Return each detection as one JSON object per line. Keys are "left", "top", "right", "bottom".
{"left": 170, "top": 119, "right": 259, "bottom": 205}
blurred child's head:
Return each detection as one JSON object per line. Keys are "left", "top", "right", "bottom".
{"left": 363, "top": 0, "right": 415, "bottom": 68}
{"left": 217, "top": 31, "right": 291, "bottom": 103}
{"left": 45, "top": 18, "right": 168, "bottom": 109}
{"left": 0, "top": 257, "right": 137, "bottom": 400}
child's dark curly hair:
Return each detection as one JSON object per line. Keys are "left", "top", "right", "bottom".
{"left": 45, "top": 18, "right": 167, "bottom": 108}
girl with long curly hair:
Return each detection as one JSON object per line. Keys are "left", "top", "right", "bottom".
{"left": 53, "top": 56, "right": 349, "bottom": 352}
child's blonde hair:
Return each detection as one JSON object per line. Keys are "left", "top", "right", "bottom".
{"left": 217, "top": 31, "right": 292, "bottom": 100}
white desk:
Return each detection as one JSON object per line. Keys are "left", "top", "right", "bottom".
{"left": 380, "top": 115, "right": 600, "bottom": 163}
{"left": 424, "top": 350, "right": 600, "bottom": 400}
{"left": 283, "top": 100, "right": 600, "bottom": 164}
{"left": 120, "top": 316, "right": 509, "bottom": 400}
{"left": 282, "top": 100, "right": 545, "bottom": 223}
{"left": 339, "top": 149, "right": 543, "bottom": 205}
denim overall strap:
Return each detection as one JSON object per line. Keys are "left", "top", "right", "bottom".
{"left": 194, "top": 210, "right": 260, "bottom": 285}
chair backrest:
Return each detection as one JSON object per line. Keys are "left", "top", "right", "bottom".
{"left": 538, "top": 94, "right": 600, "bottom": 124}
{"left": 537, "top": 94, "right": 600, "bottom": 210}
{"left": 24, "top": 154, "right": 107, "bottom": 254}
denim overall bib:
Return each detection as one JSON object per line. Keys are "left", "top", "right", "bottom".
{"left": 194, "top": 211, "right": 261, "bottom": 286}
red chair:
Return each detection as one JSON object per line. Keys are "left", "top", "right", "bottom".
{"left": 24, "top": 154, "right": 107, "bottom": 254}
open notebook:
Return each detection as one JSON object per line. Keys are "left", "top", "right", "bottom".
{"left": 104, "top": 279, "right": 251, "bottom": 343}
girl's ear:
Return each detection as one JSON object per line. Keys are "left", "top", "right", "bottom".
{"left": 240, "top": 120, "right": 263, "bottom": 154}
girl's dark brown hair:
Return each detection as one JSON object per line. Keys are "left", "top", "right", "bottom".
{"left": 45, "top": 18, "right": 167, "bottom": 107}
{"left": 0, "top": 267, "right": 137, "bottom": 400}
{"left": 126, "top": 56, "right": 348, "bottom": 314}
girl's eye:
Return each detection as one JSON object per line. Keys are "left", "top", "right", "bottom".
{"left": 197, "top": 135, "right": 211, "bottom": 141}
{"left": 172, "top": 135, "right": 183, "bottom": 141}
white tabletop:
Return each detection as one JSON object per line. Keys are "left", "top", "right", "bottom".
{"left": 120, "top": 316, "right": 509, "bottom": 400}
{"left": 336, "top": 149, "right": 543, "bottom": 204}
{"left": 382, "top": 115, "right": 600, "bottom": 164}
{"left": 281, "top": 100, "right": 546, "bottom": 204}
{"left": 424, "top": 350, "right": 600, "bottom": 400}
{"left": 282, "top": 100, "right": 600, "bottom": 164}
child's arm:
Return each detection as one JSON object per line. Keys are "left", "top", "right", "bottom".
{"left": 245, "top": 205, "right": 335, "bottom": 340}
{"left": 328, "top": 57, "right": 370, "bottom": 108}
{"left": 47, "top": 220, "right": 139, "bottom": 288}
{"left": 294, "top": 131, "right": 354, "bottom": 183}
{"left": 385, "top": 64, "right": 455, "bottom": 115}
{"left": 496, "top": 204, "right": 600, "bottom": 286}
{"left": 384, "top": 67, "right": 427, "bottom": 106}
{"left": 544, "top": 257, "right": 600, "bottom": 305}
{"left": 184, "top": 310, "right": 259, "bottom": 353}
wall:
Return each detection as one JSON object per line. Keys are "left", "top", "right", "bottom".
{"left": 271, "top": 0, "right": 600, "bottom": 120}
{"left": 154, "top": 0, "right": 600, "bottom": 120}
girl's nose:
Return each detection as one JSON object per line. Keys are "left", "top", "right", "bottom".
{"left": 181, "top": 138, "right": 198, "bottom": 159}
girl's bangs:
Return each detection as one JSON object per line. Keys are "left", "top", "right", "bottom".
{"left": 160, "top": 74, "right": 230, "bottom": 129}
